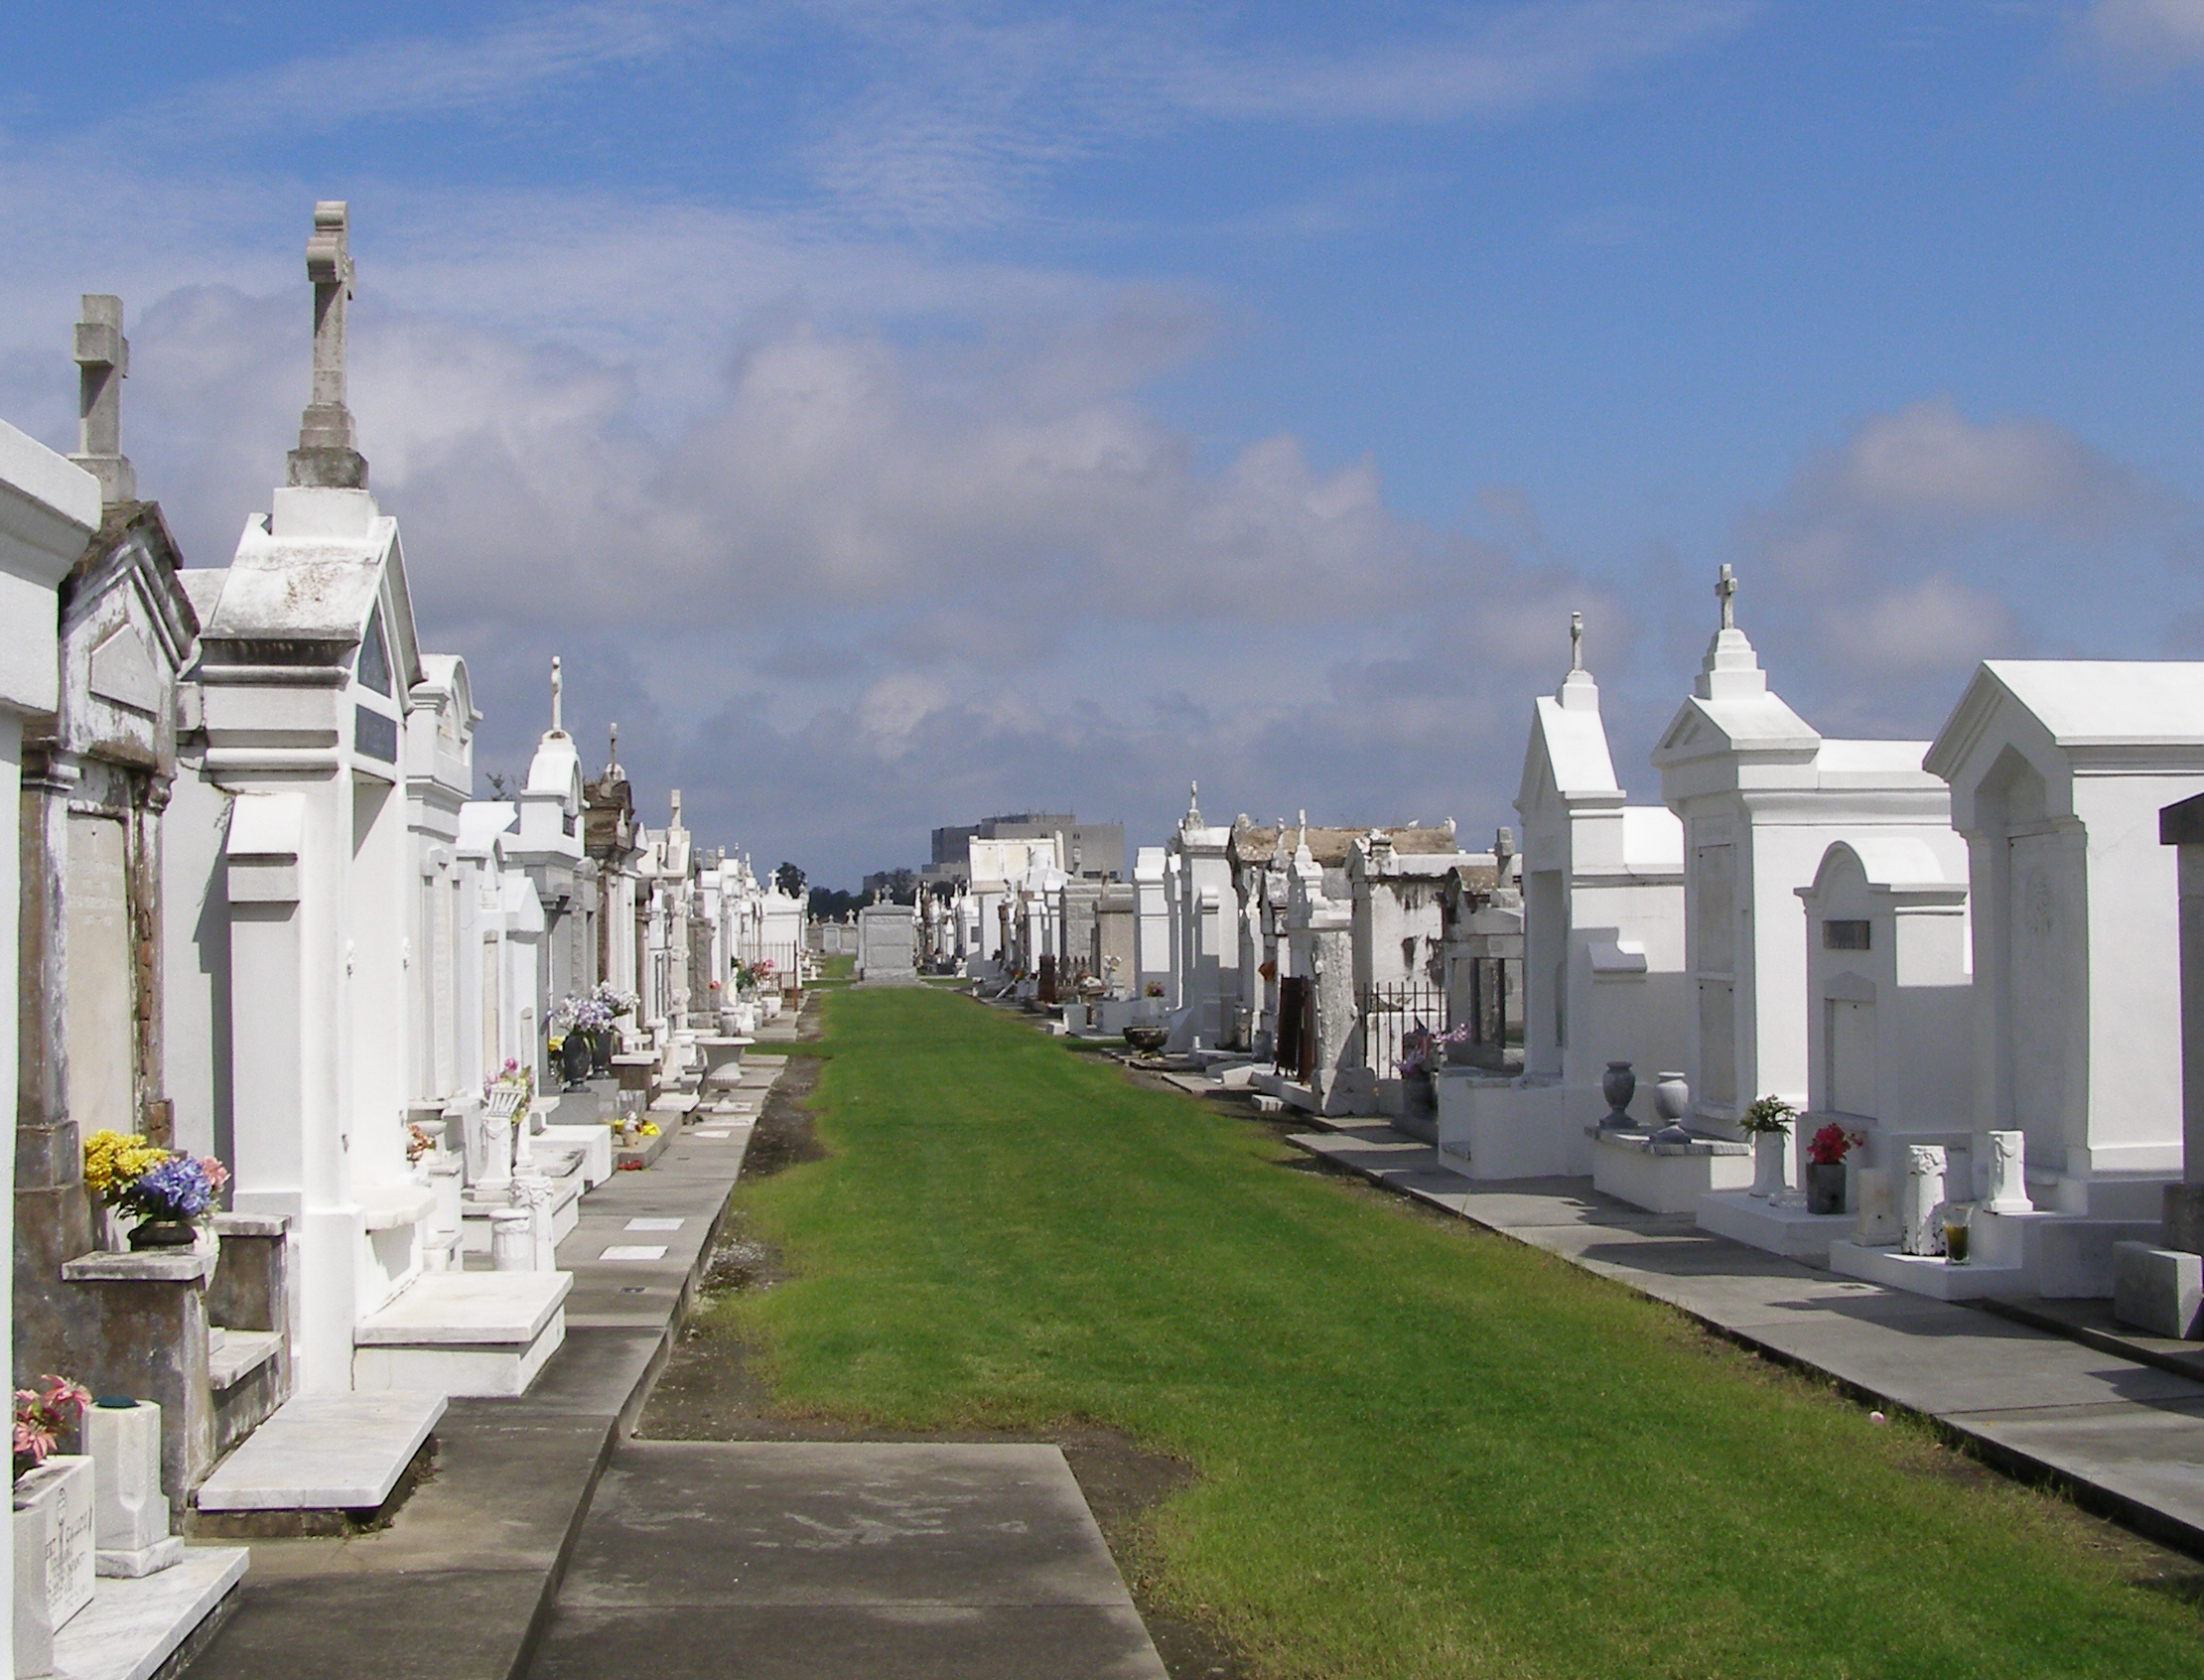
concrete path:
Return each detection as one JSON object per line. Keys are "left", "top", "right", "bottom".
{"left": 1291, "top": 1122, "right": 2204, "bottom": 1556}
{"left": 529, "top": 1442, "right": 1168, "bottom": 1680}
{"left": 186, "top": 1090, "right": 767, "bottom": 1680}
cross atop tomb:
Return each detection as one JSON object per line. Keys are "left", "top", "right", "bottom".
{"left": 549, "top": 656, "right": 565, "bottom": 736}
{"left": 69, "top": 295, "right": 135, "bottom": 504}
{"left": 607, "top": 722, "right": 621, "bottom": 778}
{"left": 1183, "top": 779, "right": 1203, "bottom": 829}
{"left": 1716, "top": 564, "right": 1737, "bottom": 630}
{"left": 287, "top": 201, "right": 369, "bottom": 490}
{"left": 1570, "top": 611, "right": 1584, "bottom": 672}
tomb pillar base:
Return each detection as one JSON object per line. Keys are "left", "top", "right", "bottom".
{"left": 54, "top": 1249, "right": 217, "bottom": 1500}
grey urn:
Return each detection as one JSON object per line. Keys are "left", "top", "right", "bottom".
{"left": 1600, "top": 1060, "right": 1636, "bottom": 1129}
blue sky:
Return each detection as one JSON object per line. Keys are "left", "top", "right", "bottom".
{"left": 5, "top": 1, "right": 2204, "bottom": 882}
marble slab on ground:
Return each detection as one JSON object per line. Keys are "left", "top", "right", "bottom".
{"left": 530, "top": 1442, "right": 1167, "bottom": 1680}
{"left": 55, "top": 1546, "right": 248, "bottom": 1680}
{"left": 195, "top": 1392, "right": 447, "bottom": 1511}
{"left": 355, "top": 1271, "right": 571, "bottom": 1344}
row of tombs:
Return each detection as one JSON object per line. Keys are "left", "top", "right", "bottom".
{"left": 948, "top": 576, "right": 2204, "bottom": 1333}
{"left": 0, "top": 204, "right": 807, "bottom": 1671}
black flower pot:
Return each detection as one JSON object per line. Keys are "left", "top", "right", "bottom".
{"left": 591, "top": 1030, "right": 615, "bottom": 1077}
{"left": 560, "top": 1032, "right": 594, "bottom": 1088}
{"left": 128, "top": 1218, "right": 197, "bottom": 1250}
{"left": 1806, "top": 1162, "right": 1848, "bottom": 1216}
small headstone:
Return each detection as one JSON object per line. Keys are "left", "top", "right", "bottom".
{"left": 1899, "top": 1146, "right": 1947, "bottom": 1257}
{"left": 13, "top": 1456, "right": 94, "bottom": 1635}
{"left": 87, "top": 1401, "right": 183, "bottom": 1578}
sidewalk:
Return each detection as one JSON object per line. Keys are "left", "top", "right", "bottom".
{"left": 1290, "top": 1121, "right": 2204, "bottom": 1557}
{"left": 185, "top": 1059, "right": 782, "bottom": 1680}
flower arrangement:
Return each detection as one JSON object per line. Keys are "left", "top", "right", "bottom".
{"left": 82, "top": 1130, "right": 229, "bottom": 1223}
{"left": 405, "top": 1123, "right": 440, "bottom": 1164}
{"left": 1144, "top": 981, "right": 1167, "bottom": 999}
{"left": 1807, "top": 1123, "right": 1865, "bottom": 1167}
{"left": 483, "top": 1057, "right": 534, "bottom": 1113}
{"left": 1738, "top": 1095, "right": 1798, "bottom": 1138}
{"left": 1400, "top": 1022, "right": 1472, "bottom": 1076}
{"left": 732, "top": 958, "right": 778, "bottom": 995}
{"left": 15, "top": 1375, "right": 89, "bottom": 1477}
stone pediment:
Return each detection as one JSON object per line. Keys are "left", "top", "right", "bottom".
{"left": 88, "top": 622, "right": 161, "bottom": 715}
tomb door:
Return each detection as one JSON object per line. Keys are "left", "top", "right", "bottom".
{"left": 482, "top": 932, "right": 501, "bottom": 1073}
{"left": 1692, "top": 842, "right": 1738, "bottom": 1112}
{"left": 2006, "top": 829, "right": 2081, "bottom": 1154}
{"left": 1825, "top": 998, "right": 1877, "bottom": 1119}
{"left": 65, "top": 813, "right": 137, "bottom": 1135}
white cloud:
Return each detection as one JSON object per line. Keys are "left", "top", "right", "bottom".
{"left": 1819, "top": 397, "right": 2157, "bottom": 523}
{"left": 2082, "top": 0, "right": 2204, "bottom": 71}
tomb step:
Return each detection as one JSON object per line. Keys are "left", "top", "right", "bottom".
{"left": 196, "top": 1392, "right": 446, "bottom": 1512}
{"left": 53, "top": 1545, "right": 248, "bottom": 1680}
{"left": 352, "top": 1270, "right": 572, "bottom": 1398}
{"left": 207, "top": 1328, "right": 282, "bottom": 1393}
{"left": 1828, "top": 1240, "right": 2031, "bottom": 1301}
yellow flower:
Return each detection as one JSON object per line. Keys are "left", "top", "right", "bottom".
{"left": 637, "top": 1122, "right": 660, "bottom": 1137}
{"left": 83, "top": 1131, "right": 165, "bottom": 1196}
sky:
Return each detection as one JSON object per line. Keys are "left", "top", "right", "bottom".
{"left": 5, "top": 0, "right": 2204, "bottom": 885}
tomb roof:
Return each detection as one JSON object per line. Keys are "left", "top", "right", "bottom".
{"left": 1927, "top": 661, "right": 2204, "bottom": 778}
{"left": 1619, "top": 805, "right": 1685, "bottom": 873}
{"left": 1231, "top": 824, "right": 1458, "bottom": 867}
{"left": 1804, "top": 835, "right": 1960, "bottom": 894}
{"left": 457, "top": 800, "right": 517, "bottom": 855}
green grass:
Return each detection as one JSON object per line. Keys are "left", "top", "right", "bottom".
{"left": 722, "top": 988, "right": 2204, "bottom": 1679}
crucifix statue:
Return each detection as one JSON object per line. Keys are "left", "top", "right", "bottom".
{"left": 288, "top": 201, "right": 369, "bottom": 490}
{"left": 1716, "top": 563, "right": 1738, "bottom": 631}
{"left": 1569, "top": 611, "right": 1584, "bottom": 672}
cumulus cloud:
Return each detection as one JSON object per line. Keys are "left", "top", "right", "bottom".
{"left": 1725, "top": 398, "right": 2186, "bottom": 738}
{"left": 2079, "top": 0, "right": 2204, "bottom": 73}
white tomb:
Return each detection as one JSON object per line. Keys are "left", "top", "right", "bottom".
{"left": 1439, "top": 623, "right": 1688, "bottom": 1183}
{"left": 170, "top": 203, "right": 565, "bottom": 1402}
{"left": 1852, "top": 660, "right": 2204, "bottom": 1301}
{"left": 1648, "top": 568, "right": 1957, "bottom": 1224}
{"left": 1166, "top": 785, "right": 1238, "bottom": 1051}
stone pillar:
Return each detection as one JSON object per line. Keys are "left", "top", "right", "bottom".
{"left": 2, "top": 421, "right": 103, "bottom": 1674}
{"left": 2165, "top": 792, "right": 2204, "bottom": 1253}
{"left": 1899, "top": 1145, "right": 1947, "bottom": 1257}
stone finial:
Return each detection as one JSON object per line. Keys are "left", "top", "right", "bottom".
{"left": 1570, "top": 611, "right": 1584, "bottom": 672}
{"left": 607, "top": 722, "right": 621, "bottom": 778}
{"left": 287, "top": 201, "right": 368, "bottom": 490}
{"left": 669, "top": 788, "right": 683, "bottom": 827}
{"left": 69, "top": 295, "right": 135, "bottom": 503}
{"left": 549, "top": 656, "right": 565, "bottom": 736}
{"left": 1716, "top": 563, "right": 1737, "bottom": 630}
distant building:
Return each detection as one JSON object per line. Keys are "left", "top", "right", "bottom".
{"left": 926, "top": 812, "right": 1124, "bottom": 885}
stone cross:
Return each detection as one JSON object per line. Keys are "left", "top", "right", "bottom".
{"left": 670, "top": 788, "right": 683, "bottom": 828}
{"left": 69, "top": 294, "right": 135, "bottom": 503}
{"left": 1716, "top": 564, "right": 1737, "bottom": 631}
{"left": 608, "top": 722, "right": 620, "bottom": 777}
{"left": 550, "top": 656, "right": 564, "bottom": 735}
{"left": 288, "top": 201, "right": 369, "bottom": 490}
{"left": 1569, "top": 611, "right": 1584, "bottom": 672}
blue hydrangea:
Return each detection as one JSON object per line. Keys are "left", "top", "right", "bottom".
{"left": 128, "top": 1155, "right": 214, "bottom": 1219}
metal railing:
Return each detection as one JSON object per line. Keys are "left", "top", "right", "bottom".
{"left": 1356, "top": 979, "right": 1448, "bottom": 1079}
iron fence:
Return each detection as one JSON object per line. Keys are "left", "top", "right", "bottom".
{"left": 1356, "top": 978, "right": 1448, "bottom": 1079}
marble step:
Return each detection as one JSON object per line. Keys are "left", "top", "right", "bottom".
{"left": 53, "top": 1545, "right": 248, "bottom": 1680}
{"left": 196, "top": 1391, "right": 446, "bottom": 1512}
{"left": 352, "top": 1271, "right": 571, "bottom": 1398}
{"left": 206, "top": 1328, "right": 282, "bottom": 1393}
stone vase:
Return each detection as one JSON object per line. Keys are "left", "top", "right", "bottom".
{"left": 1599, "top": 1061, "right": 1636, "bottom": 1129}
{"left": 1652, "top": 1072, "right": 1690, "bottom": 1124}
{"left": 1750, "top": 1133, "right": 1787, "bottom": 1199}
{"left": 1806, "top": 1162, "right": 1847, "bottom": 1216}
{"left": 126, "top": 1217, "right": 196, "bottom": 1251}
{"left": 560, "top": 1032, "right": 594, "bottom": 1088}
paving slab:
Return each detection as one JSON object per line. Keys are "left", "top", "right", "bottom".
{"left": 55, "top": 1545, "right": 247, "bottom": 1680}
{"left": 531, "top": 1443, "right": 1167, "bottom": 1680}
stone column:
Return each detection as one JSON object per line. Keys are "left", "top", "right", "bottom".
{"left": 1, "top": 425, "right": 101, "bottom": 1671}
{"left": 2166, "top": 792, "right": 2204, "bottom": 1253}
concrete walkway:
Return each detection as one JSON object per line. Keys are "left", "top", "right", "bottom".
{"left": 186, "top": 1065, "right": 779, "bottom": 1680}
{"left": 1291, "top": 1122, "right": 2204, "bottom": 1556}
{"left": 530, "top": 1443, "right": 1167, "bottom": 1680}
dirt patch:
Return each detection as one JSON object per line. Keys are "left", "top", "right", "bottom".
{"left": 739, "top": 1051, "right": 825, "bottom": 1180}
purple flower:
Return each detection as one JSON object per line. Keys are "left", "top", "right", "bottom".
{"left": 125, "top": 1155, "right": 215, "bottom": 1219}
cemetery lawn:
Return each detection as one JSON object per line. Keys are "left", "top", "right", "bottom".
{"left": 721, "top": 987, "right": 2204, "bottom": 1680}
